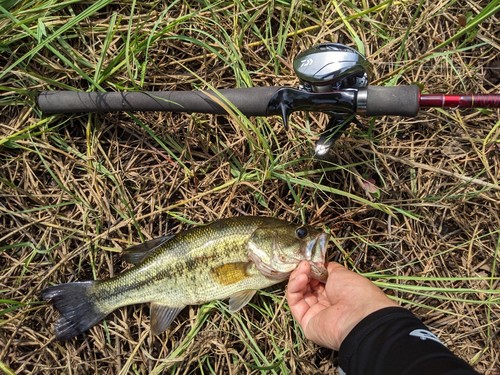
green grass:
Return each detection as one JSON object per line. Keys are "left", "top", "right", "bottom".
{"left": 1, "top": 0, "right": 499, "bottom": 373}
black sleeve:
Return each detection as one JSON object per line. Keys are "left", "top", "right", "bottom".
{"left": 338, "top": 307, "right": 480, "bottom": 375}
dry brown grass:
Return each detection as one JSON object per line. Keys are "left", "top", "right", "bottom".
{"left": 1, "top": 1, "right": 499, "bottom": 374}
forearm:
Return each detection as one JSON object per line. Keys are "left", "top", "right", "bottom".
{"left": 338, "top": 307, "right": 480, "bottom": 375}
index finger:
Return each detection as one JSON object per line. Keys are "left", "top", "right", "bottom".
{"left": 286, "top": 262, "right": 313, "bottom": 324}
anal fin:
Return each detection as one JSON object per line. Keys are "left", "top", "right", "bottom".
{"left": 150, "top": 302, "right": 184, "bottom": 335}
{"left": 228, "top": 290, "right": 256, "bottom": 312}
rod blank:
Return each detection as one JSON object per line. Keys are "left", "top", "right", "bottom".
{"left": 420, "top": 94, "right": 500, "bottom": 108}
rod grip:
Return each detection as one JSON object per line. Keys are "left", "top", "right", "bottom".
{"left": 366, "top": 85, "right": 420, "bottom": 117}
{"left": 37, "top": 87, "right": 283, "bottom": 115}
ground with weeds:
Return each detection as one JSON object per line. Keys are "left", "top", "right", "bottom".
{"left": 1, "top": 1, "right": 499, "bottom": 374}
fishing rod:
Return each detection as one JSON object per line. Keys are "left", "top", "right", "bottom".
{"left": 37, "top": 43, "right": 500, "bottom": 155}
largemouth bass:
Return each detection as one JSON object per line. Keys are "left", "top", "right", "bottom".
{"left": 42, "top": 216, "right": 329, "bottom": 340}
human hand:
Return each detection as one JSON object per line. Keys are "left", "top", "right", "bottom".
{"left": 286, "top": 261, "right": 397, "bottom": 350}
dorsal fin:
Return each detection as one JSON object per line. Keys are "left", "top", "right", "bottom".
{"left": 122, "top": 235, "right": 174, "bottom": 265}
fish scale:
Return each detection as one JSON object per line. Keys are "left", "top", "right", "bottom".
{"left": 93, "top": 231, "right": 252, "bottom": 308}
{"left": 42, "top": 216, "right": 328, "bottom": 340}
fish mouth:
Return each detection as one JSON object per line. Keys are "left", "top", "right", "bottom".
{"left": 316, "top": 233, "right": 329, "bottom": 260}
{"left": 308, "top": 233, "right": 329, "bottom": 282}
{"left": 305, "top": 232, "right": 328, "bottom": 261}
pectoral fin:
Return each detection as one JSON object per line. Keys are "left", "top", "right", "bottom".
{"left": 211, "top": 262, "right": 252, "bottom": 286}
{"left": 228, "top": 290, "right": 256, "bottom": 312}
{"left": 122, "top": 235, "right": 174, "bottom": 265}
{"left": 150, "top": 302, "right": 184, "bottom": 335}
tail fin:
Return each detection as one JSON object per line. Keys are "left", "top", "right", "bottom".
{"left": 41, "top": 281, "right": 108, "bottom": 340}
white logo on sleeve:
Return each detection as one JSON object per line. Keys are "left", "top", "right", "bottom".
{"left": 409, "top": 329, "right": 444, "bottom": 345}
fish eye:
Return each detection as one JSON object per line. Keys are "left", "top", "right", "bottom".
{"left": 295, "top": 226, "right": 308, "bottom": 239}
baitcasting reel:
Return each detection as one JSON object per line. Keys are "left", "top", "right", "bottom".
{"left": 293, "top": 43, "right": 371, "bottom": 155}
